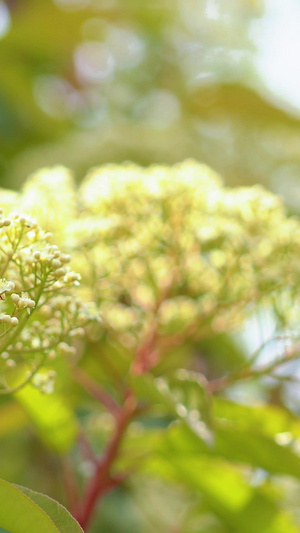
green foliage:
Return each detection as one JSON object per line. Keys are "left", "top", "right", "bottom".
{"left": 7, "top": 161, "right": 300, "bottom": 346}
{"left": 16, "top": 385, "right": 78, "bottom": 453}
{"left": 0, "top": 477, "right": 82, "bottom": 532}
{"left": 3, "top": 0, "right": 299, "bottom": 208}
{"left": 2, "top": 1, "right": 300, "bottom": 530}
{"left": 15, "top": 485, "right": 83, "bottom": 533}
{"left": 2, "top": 161, "right": 300, "bottom": 531}
{"left": 0, "top": 0, "right": 259, "bottom": 187}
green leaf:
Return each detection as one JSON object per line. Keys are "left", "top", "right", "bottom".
{"left": 145, "top": 454, "right": 252, "bottom": 512}
{"left": 15, "top": 385, "right": 78, "bottom": 453}
{"left": 141, "top": 427, "right": 300, "bottom": 533}
{"left": 213, "top": 397, "right": 300, "bottom": 438}
{"left": 166, "top": 369, "right": 214, "bottom": 443}
{"left": 16, "top": 486, "right": 83, "bottom": 533}
{"left": 131, "top": 370, "right": 214, "bottom": 444}
{"left": 158, "top": 421, "right": 300, "bottom": 479}
{"left": 215, "top": 423, "right": 300, "bottom": 477}
{"left": 143, "top": 450, "right": 300, "bottom": 532}
{"left": 0, "top": 401, "right": 27, "bottom": 437}
{"left": 0, "top": 478, "right": 60, "bottom": 533}
{"left": 199, "top": 333, "right": 247, "bottom": 374}
{"left": 129, "top": 372, "right": 169, "bottom": 405}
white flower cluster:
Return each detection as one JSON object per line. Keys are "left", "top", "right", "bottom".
{"left": 0, "top": 208, "right": 92, "bottom": 394}
{"left": 32, "top": 370, "right": 56, "bottom": 394}
{"left": 2, "top": 161, "right": 300, "bottom": 361}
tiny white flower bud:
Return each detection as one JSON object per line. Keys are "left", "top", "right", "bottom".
{"left": 26, "top": 299, "right": 35, "bottom": 309}
{"left": 65, "top": 272, "right": 81, "bottom": 283}
{"left": 42, "top": 381, "right": 54, "bottom": 394}
{"left": 54, "top": 268, "right": 66, "bottom": 278}
{"left": 70, "top": 327, "right": 85, "bottom": 338}
{"left": 57, "top": 342, "right": 76, "bottom": 356}
{"left": 52, "top": 259, "right": 62, "bottom": 269}
{"left": 31, "top": 337, "right": 41, "bottom": 349}
{"left": 61, "top": 254, "right": 71, "bottom": 263}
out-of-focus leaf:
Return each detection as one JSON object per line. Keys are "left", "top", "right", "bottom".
{"left": 146, "top": 454, "right": 251, "bottom": 512}
{"left": 156, "top": 421, "right": 300, "bottom": 478}
{"left": 16, "top": 485, "right": 83, "bottom": 533}
{"left": 213, "top": 397, "right": 300, "bottom": 438}
{"left": 140, "top": 426, "right": 300, "bottom": 532}
{"left": 131, "top": 370, "right": 214, "bottom": 444}
{"left": 167, "top": 369, "right": 214, "bottom": 443}
{"left": 129, "top": 373, "right": 169, "bottom": 405}
{"left": 0, "top": 477, "right": 60, "bottom": 532}
{"left": 0, "top": 401, "right": 27, "bottom": 437}
{"left": 143, "top": 452, "right": 300, "bottom": 532}
{"left": 215, "top": 423, "right": 300, "bottom": 477}
{"left": 16, "top": 385, "right": 78, "bottom": 453}
{"left": 199, "top": 333, "right": 247, "bottom": 375}
{"left": 121, "top": 412, "right": 300, "bottom": 495}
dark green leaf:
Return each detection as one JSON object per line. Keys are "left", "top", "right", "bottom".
{"left": 0, "top": 478, "right": 60, "bottom": 533}
{"left": 16, "top": 486, "right": 83, "bottom": 533}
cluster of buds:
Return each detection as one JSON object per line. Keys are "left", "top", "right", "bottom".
{"left": 0, "top": 313, "right": 19, "bottom": 326}
{"left": 3, "top": 162, "right": 300, "bottom": 363}
{"left": 32, "top": 370, "right": 56, "bottom": 394}
{"left": 11, "top": 293, "right": 35, "bottom": 310}
{"left": 67, "top": 162, "right": 300, "bottom": 347}
{"left": 0, "top": 208, "right": 94, "bottom": 394}
{"left": 0, "top": 214, "right": 11, "bottom": 228}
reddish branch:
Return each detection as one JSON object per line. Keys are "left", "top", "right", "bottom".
{"left": 132, "top": 329, "right": 159, "bottom": 375}
{"left": 74, "top": 390, "right": 137, "bottom": 530}
{"left": 72, "top": 314, "right": 300, "bottom": 530}
{"left": 73, "top": 304, "right": 166, "bottom": 529}
{"left": 73, "top": 367, "right": 120, "bottom": 416}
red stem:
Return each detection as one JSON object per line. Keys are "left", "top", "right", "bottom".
{"left": 132, "top": 328, "right": 159, "bottom": 375}
{"left": 74, "top": 325, "right": 160, "bottom": 530}
{"left": 74, "top": 390, "right": 137, "bottom": 530}
{"left": 73, "top": 367, "right": 120, "bottom": 416}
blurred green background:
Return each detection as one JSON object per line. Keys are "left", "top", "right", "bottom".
{"left": 1, "top": 0, "right": 300, "bottom": 211}
{"left": 2, "top": 2, "right": 300, "bottom": 531}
